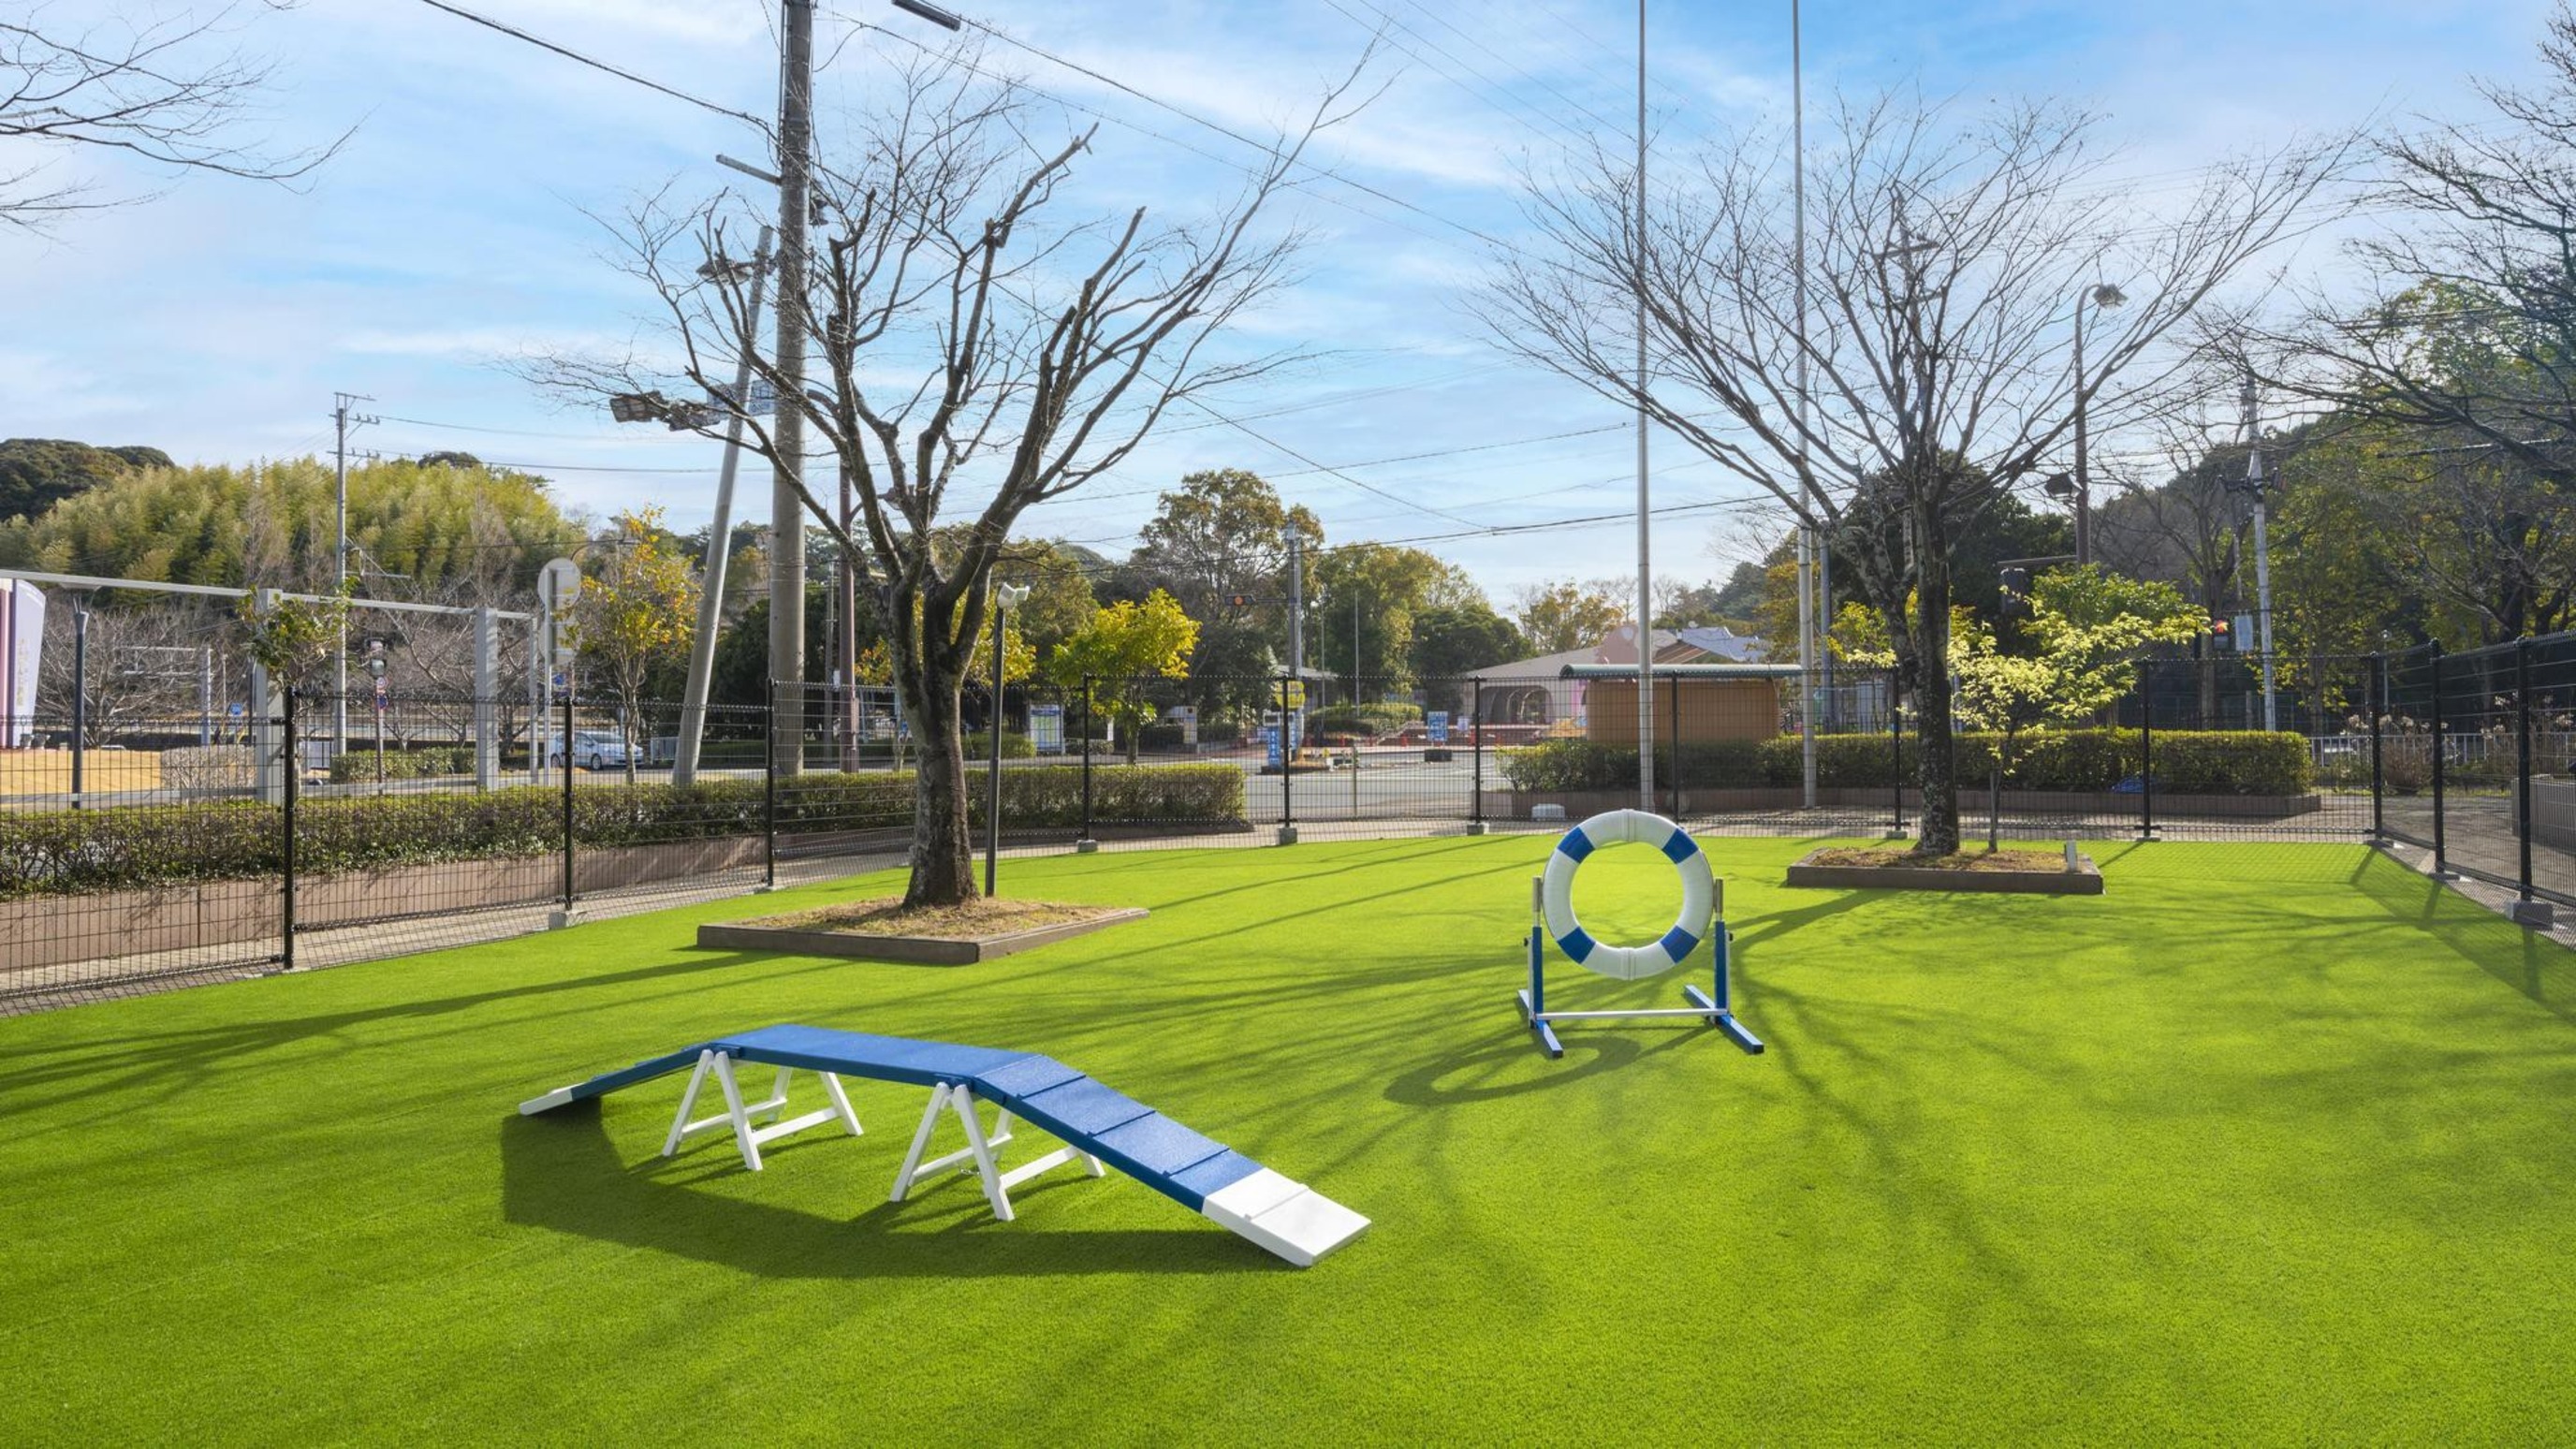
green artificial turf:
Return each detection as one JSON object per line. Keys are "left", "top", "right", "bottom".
{"left": 6, "top": 837, "right": 2576, "bottom": 1444}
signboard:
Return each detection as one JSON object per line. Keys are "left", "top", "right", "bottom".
{"left": 712, "top": 379, "right": 778, "bottom": 417}
{"left": 1281, "top": 680, "right": 1306, "bottom": 710}
{"left": 539, "top": 557, "right": 581, "bottom": 612}
{"left": 1262, "top": 724, "right": 1282, "bottom": 770}
{"left": 1029, "top": 704, "right": 1065, "bottom": 755}
{"left": 1427, "top": 710, "right": 1450, "bottom": 745}
{"left": 0, "top": 580, "right": 42, "bottom": 749}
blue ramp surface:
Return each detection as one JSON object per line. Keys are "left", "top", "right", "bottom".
{"left": 520, "top": 1024, "right": 1368, "bottom": 1265}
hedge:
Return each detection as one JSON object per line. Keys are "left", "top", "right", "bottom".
{"left": 0, "top": 764, "right": 1246, "bottom": 900}
{"left": 1309, "top": 703, "right": 1423, "bottom": 738}
{"left": 329, "top": 746, "right": 475, "bottom": 783}
{"left": 961, "top": 730, "right": 1036, "bottom": 760}
{"left": 1500, "top": 729, "right": 2314, "bottom": 797}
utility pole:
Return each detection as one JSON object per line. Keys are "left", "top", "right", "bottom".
{"left": 1633, "top": 0, "right": 1655, "bottom": 812}
{"left": 2240, "top": 374, "right": 2277, "bottom": 731}
{"left": 1793, "top": 0, "right": 1817, "bottom": 805}
{"left": 769, "top": 0, "right": 814, "bottom": 775}
{"left": 331, "top": 391, "right": 376, "bottom": 760}
{"left": 673, "top": 227, "right": 772, "bottom": 787}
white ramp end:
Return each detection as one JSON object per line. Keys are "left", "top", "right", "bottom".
{"left": 518, "top": 1086, "right": 578, "bottom": 1116}
{"left": 1202, "top": 1168, "right": 1370, "bottom": 1267}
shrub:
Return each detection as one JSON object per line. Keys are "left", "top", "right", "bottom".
{"left": 328, "top": 746, "right": 476, "bottom": 783}
{"left": 160, "top": 746, "right": 256, "bottom": 793}
{"left": 0, "top": 764, "right": 1249, "bottom": 900}
{"left": 1308, "top": 703, "right": 1422, "bottom": 738}
{"left": 960, "top": 730, "right": 1035, "bottom": 760}
{"left": 1500, "top": 729, "right": 2313, "bottom": 796}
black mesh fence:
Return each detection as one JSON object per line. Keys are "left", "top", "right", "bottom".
{"left": 21, "top": 642, "right": 2576, "bottom": 1014}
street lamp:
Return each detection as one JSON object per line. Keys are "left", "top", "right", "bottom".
{"left": 2228, "top": 395, "right": 2278, "bottom": 733}
{"left": 2071, "top": 282, "right": 2126, "bottom": 565}
{"left": 986, "top": 580, "right": 1029, "bottom": 896}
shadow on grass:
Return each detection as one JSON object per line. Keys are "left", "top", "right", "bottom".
{"left": 2351, "top": 848, "right": 2576, "bottom": 1027}
{"left": 2, "top": 949, "right": 816, "bottom": 1105}
{"left": 501, "top": 1105, "right": 1273, "bottom": 1279}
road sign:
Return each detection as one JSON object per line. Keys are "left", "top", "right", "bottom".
{"left": 1427, "top": 710, "right": 1450, "bottom": 745}
{"left": 539, "top": 557, "right": 581, "bottom": 613}
{"left": 1261, "top": 724, "right": 1281, "bottom": 769}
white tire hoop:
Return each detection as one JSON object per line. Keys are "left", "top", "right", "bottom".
{"left": 1540, "top": 809, "right": 1713, "bottom": 981}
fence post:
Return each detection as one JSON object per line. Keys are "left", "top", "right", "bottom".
{"left": 2138, "top": 660, "right": 2156, "bottom": 841}
{"left": 1889, "top": 666, "right": 1904, "bottom": 837}
{"left": 2518, "top": 637, "right": 2535, "bottom": 904}
{"left": 2430, "top": 641, "right": 2450, "bottom": 878}
{"left": 556, "top": 686, "right": 578, "bottom": 923}
{"left": 2369, "top": 652, "right": 2386, "bottom": 842}
{"left": 280, "top": 683, "right": 297, "bottom": 972}
{"left": 1471, "top": 677, "right": 1486, "bottom": 834}
{"left": 1666, "top": 670, "right": 1682, "bottom": 818}
{"left": 763, "top": 681, "right": 779, "bottom": 890}
{"left": 1077, "top": 676, "right": 1097, "bottom": 853}
{"left": 1278, "top": 673, "right": 1296, "bottom": 844}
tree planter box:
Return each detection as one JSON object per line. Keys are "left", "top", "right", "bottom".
{"left": 695, "top": 907, "right": 1148, "bottom": 964}
{"left": 1785, "top": 849, "right": 2104, "bottom": 895}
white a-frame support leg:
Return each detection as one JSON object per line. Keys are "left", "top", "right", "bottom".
{"left": 888, "top": 1081, "right": 1105, "bottom": 1222}
{"left": 662, "top": 1049, "right": 862, "bottom": 1171}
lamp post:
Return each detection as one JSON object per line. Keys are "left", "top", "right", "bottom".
{"left": 2070, "top": 283, "right": 2126, "bottom": 565}
{"left": 986, "top": 581, "right": 1028, "bottom": 897}
{"left": 1631, "top": 0, "right": 1654, "bottom": 812}
{"left": 2232, "top": 376, "right": 2277, "bottom": 732}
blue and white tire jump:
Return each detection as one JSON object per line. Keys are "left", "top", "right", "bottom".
{"left": 1541, "top": 808, "right": 1715, "bottom": 981}
{"left": 1515, "top": 808, "right": 1764, "bottom": 1060}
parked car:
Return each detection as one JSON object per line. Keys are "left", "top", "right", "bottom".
{"left": 547, "top": 730, "right": 633, "bottom": 770}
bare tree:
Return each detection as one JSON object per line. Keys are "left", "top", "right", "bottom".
{"left": 2, "top": 3, "right": 342, "bottom": 229}
{"left": 1485, "top": 92, "right": 2347, "bottom": 853}
{"left": 538, "top": 50, "right": 1368, "bottom": 904}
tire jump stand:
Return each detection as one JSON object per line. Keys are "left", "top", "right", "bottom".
{"left": 1515, "top": 808, "right": 1765, "bottom": 1060}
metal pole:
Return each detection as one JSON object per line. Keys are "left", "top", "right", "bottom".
{"left": 199, "top": 645, "right": 213, "bottom": 746}
{"left": 1890, "top": 666, "right": 1903, "bottom": 835}
{"left": 2253, "top": 490, "right": 2276, "bottom": 732}
{"left": 69, "top": 600, "right": 86, "bottom": 806}
{"left": 1471, "top": 677, "right": 1486, "bottom": 830}
{"left": 1797, "top": 529, "right": 1815, "bottom": 809}
{"left": 281, "top": 683, "right": 296, "bottom": 972}
{"left": 1281, "top": 673, "right": 1296, "bottom": 833}
{"left": 2370, "top": 651, "right": 2386, "bottom": 841}
{"left": 769, "top": 0, "right": 813, "bottom": 777}
{"left": 333, "top": 398, "right": 347, "bottom": 759}
{"left": 2071, "top": 295, "right": 2090, "bottom": 566}
{"left": 1633, "top": 0, "right": 1655, "bottom": 812}
{"left": 2519, "top": 637, "right": 2535, "bottom": 900}
{"left": 763, "top": 681, "right": 779, "bottom": 890}
{"left": 839, "top": 459, "right": 858, "bottom": 771}
{"left": 675, "top": 226, "right": 771, "bottom": 787}
{"left": 1667, "top": 668, "right": 1681, "bottom": 816}
{"left": 2139, "top": 659, "right": 2156, "bottom": 841}
{"left": 1079, "top": 675, "right": 1095, "bottom": 847}
{"left": 561, "top": 687, "right": 576, "bottom": 914}
{"left": 986, "top": 602, "right": 1005, "bottom": 897}
{"left": 2430, "top": 642, "right": 2448, "bottom": 876}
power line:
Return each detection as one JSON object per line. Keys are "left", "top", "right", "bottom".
{"left": 414, "top": 0, "right": 770, "bottom": 131}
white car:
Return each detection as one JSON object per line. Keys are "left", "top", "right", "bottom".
{"left": 549, "top": 730, "right": 633, "bottom": 770}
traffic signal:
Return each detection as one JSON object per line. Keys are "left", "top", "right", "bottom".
{"left": 2210, "top": 617, "right": 2232, "bottom": 651}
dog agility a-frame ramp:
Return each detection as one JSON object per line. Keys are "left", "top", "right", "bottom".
{"left": 519, "top": 1024, "right": 1368, "bottom": 1267}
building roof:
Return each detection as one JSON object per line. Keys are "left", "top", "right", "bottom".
{"left": 1473, "top": 622, "right": 1772, "bottom": 680}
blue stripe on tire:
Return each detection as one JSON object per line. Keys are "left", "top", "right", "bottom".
{"left": 1557, "top": 827, "right": 1595, "bottom": 863}
{"left": 1658, "top": 925, "right": 1701, "bottom": 961}
{"left": 1556, "top": 928, "right": 1596, "bottom": 963}
{"left": 1660, "top": 827, "right": 1699, "bottom": 863}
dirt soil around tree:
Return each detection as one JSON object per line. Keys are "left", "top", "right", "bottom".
{"left": 753, "top": 897, "right": 1127, "bottom": 940}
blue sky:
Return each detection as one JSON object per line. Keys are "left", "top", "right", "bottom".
{"left": 0, "top": 0, "right": 2557, "bottom": 599}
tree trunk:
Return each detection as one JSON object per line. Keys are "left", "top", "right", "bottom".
{"left": 900, "top": 661, "right": 977, "bottom": 906}
{"left": 1910, "top": 490, "right": 1962, "bottom": 856}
